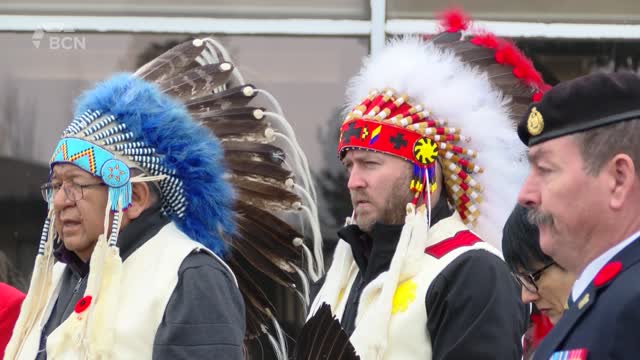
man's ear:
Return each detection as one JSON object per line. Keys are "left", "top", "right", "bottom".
{"left": 126, "top": 182, "right": 152, "bottom": 220}
{"left": 607, "top": 154, "right": 636, "bottom": 210}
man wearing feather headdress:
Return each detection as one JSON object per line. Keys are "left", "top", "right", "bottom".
{"left": 307, "top": 10, "right": 550, "bottom": 360}
{"left": 6, "top": 38, "right": 322, "bottom": 360}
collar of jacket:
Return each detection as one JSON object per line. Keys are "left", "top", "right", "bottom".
{"left": 53, "top": 202, "right": 170, "bottom": 277}
{"left": 338, "top": 194, "right": 453, "bottom": 284}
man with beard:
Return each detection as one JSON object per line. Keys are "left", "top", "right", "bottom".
{"left": 307, "top": 9, "right": 549, "bottom": 360}
{"left": 518, "top": 72, "right": 640, "bottom": 360}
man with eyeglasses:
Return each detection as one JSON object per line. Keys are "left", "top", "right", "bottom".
{"left": 6, "top": 55, "right": 247, "bottom": 359}
{"left": 518, "top": 72, "right": 640, "bottom": 360}
{"left": 8, "top": 37, "right": 320, "bottom": 360}
{"left": 40, "top": 170, "right": 107, "bottom": 262}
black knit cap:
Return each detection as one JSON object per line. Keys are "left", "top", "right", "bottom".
{"left": 518, "top": 72, "right": 640, "bottom": 146}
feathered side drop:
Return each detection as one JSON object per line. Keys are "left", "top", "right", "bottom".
{"left": 133, "top": 37, "right": 325, "bottom": 357}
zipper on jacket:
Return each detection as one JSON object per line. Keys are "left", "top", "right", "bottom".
{"left": 352, "top": 277, "right": 365, "bottom": 305}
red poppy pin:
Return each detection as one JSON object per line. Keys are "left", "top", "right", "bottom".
{"left": 593, "top": 261, "right": 622, "bottom": 287}
{"left": 74, "top": 295, "right": 93, "bottom": 313}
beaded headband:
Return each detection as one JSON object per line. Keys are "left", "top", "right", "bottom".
{"left": 338, "top": 89, "right": 482, "bottom": 224}
{"left": 50, "top": 109, "right": 182, "bottom": 217}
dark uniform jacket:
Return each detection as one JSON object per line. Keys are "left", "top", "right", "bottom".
{"left": 533, "top": 235, "right": 640, "bottom": 360}
{"left": 337, "top": 196, "right": 527, "bottom": 359}
{"left": 36, "top": 203, "right": 245, "bottom": 359}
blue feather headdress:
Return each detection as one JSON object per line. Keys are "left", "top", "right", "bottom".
{"left": 14, "top": 38, "right": 325, "bottom": 359}
{"left": 50, "top": 73, "right": 234, "bottom": 256}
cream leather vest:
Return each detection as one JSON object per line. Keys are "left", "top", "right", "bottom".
{"left": 10, "top": 222, "right": 233, "bottom": 359}
{"left": 315, "top": 214, "right": 502, "bottom": 360}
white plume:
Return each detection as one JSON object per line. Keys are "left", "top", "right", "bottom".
{"left": 345, "top": 36, "right": 528, "bottom": 249}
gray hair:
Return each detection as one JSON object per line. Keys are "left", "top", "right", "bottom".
{"left": 573, "top": 119, "right": 640, "bottom": 176}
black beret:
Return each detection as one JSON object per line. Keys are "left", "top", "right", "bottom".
{"left": 518, "top": 72, "right": 640, "bottom": 146}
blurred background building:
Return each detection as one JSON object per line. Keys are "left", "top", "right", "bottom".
{"left": 1, "top": 0, "right": 639, "bottom": 356}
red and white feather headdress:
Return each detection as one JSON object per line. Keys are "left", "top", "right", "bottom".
{"left": 337, "top": 9, "right": 550, "bottom": 246}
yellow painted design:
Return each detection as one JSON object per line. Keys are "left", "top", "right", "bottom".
{"left": 371, "top": 125, "right": 382, "bottom": 138}
{"left": 336, "top": 288, "right": 345, "bottom": 304}
{"left": 361, "top": 127, "right": 369, "bottom": 139}
{"left": 369, "top": 125, "right": 383, "bottom": 145}
{"left": 578, "top": 293, "right": 590, "bottom": 309}
{"left": 392, "top": 279, "right": 417, "bottom": 314}
{"left": 413, "top": 138, "right": 438, "bottom": 164}
{"left": 527, "top": 106, "right": 544, "bottom": 136}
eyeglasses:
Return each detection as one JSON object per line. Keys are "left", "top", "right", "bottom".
{"left": 514, "top": 262, "right": 556, "bottom": 293}
{"left": 40, "top": 181, "right": 106, "bottom": 203}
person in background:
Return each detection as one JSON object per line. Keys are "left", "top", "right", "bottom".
{"left": 0, "top": 251, "right": 27, "bottom": 292}
{"left": 0, "top": 251, "right": 27, "bottom": 357}
{"left": 0, "top": 282, "right": 25, "bottom": 358}
{"left": 502, "top": 204, "right": 575, "bottom": 358}
{"left": 503, "top": 204, "right": 576, "bottom": 324}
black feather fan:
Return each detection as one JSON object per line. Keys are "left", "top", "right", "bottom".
{"left": 293, "top": 303, "right": 360, "bottom": 360}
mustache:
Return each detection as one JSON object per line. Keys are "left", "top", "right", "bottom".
{"left": 350, "top": 191, "right": 369, "bottom": 204}
{"left": 527, "top": 208, "right": 554, "bottom": 227}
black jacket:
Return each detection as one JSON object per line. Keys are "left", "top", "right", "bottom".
{"left": 37, "top": 203, "right": 245, "bottom": 359}
{"left": 338, "top": 197, "right": 527, "bottom": 359}
{"left": 533, "top": 235, "right": 640, "bottom": 360}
